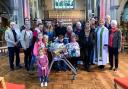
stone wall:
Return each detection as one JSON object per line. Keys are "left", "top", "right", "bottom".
{"left": 117, "top": 0, "right": 127, "bottom": 24}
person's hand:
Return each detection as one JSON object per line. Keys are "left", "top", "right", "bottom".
{"left": 13, "top": 42, "right": 17, "bottom": 46}
{"left": 42, "top": 67, "right": 46, "bottom": 70}
{"left": 118, "top": 48, "right": 121, "bottom": 52}
{"left": 103, "top": 45, "right": 108, "bottom": 49}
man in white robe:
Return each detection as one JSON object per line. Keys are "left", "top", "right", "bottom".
{"left": 93, "top": 19, "right": 109, "bottom": 69}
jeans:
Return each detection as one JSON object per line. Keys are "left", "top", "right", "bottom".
{"left": 29, "top": 55, "right": 36, "bottom": 71}
{"left": 8, "top": 47, "right": 20, "bottom": 69}
{"left": 39, "top": 76, "right": 48, "bottom": 83}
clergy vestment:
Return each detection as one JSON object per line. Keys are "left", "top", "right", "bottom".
{"left": 93, "top": 26, "right": 109, "bottom": 65}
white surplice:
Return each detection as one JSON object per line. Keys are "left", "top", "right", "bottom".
{"left": 93, "top": 26, "right": 109, "bottom": 65}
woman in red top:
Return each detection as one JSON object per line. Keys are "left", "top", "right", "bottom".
{"left": 109, "top": 20, "right": 121, "bottom": 71}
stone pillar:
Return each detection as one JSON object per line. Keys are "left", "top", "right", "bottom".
{"left": 10, "top": 0, "right": 24, "bottom": 28}
{"left": 117, "top": 0, "right": 127, "bottom": 24}
{"left": 86, "top": 0, "right": 88, "bottom": 20}
{"left": 86, "top": 0, "right": 93, "bottom": 20}
{"left": 110, "top": 0, "right": 119, "bottom": 20}
{"left": 17, "top": 0, "right": 24, "bottom": 27}
{"left": 94, "top": 0, "right": 97, "bottom": 16}
{"left": 36, "top": 0, "right": 40, "bottom": 18}
{"left": 105, "top": 0, "right": 110, "bottom": 15}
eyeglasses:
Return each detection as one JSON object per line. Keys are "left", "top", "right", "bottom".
{"left": 25, "top": 20, "right": 30, "bottom": 21}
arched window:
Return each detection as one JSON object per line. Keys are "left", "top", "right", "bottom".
{"left": 54, "top": 0, "right": 74, "bottom": 9}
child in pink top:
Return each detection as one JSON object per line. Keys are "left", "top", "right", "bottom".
{"left": 37, "top": 48, "right": 49, "bottom": 87}
{"left": 33, "top": 33, "right": 47, "bottom": 56}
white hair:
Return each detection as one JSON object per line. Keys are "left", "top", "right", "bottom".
{"left": 36, "top": 18, "right": 42, "bottom": 25}
{"left": 76, "top": 22, "right": 81, "bottom": 27}
{"left": 10, "top": 22, "right": 16, "bottom": 25}
{"left": 67, "top": 25, "right": 73, "bottom": 31}
{"left": 91, "top": 18, "right": 95, "bottom": 21}
{"left": 111, "top": 20, "right": 117, "bottom": 26}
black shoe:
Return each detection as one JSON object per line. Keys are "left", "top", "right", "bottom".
{"left": 98, "top": 65, "right": 104, "bottom": 70}
{"left": 109, "top": 67, "right": 113, "bottom": 70}
{"left": 16, "top": 65, "right": 22, "bottom": 69}
{"left": 84, "top": 67, "right": 89, "bottom": 72}
{"left": 25, "top": 67, "right": 30, "bottom": 71}
{"left": 114, "top": 68, "right": 118, "bottom": 71}
{"left": 87, "top": 69, "right": 90, "bottom": 72}
{"left": 19, "top": 65, "right": 22, "bottom": 68}
{"left": 10, "top": 68, "right": 14, "bottom": 71}
{"left": 91, "top": 63, "right": 95, "bottom": 65}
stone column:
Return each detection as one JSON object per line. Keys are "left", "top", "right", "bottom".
{"left": 117, "top": 0, "right": 127, "bottom": 24}
{"left": 86, "top": 0, "right": 93, "bottom": 20}
{"left": 110, "top": 0, "right": 119, "bottom": 20}
{"left": 10, "top": 0, "right": 24, "bottom": 28}
{"left": 105, "top": 0, "right": 110, "bottom": 15}
{"left": 94, "top": 0, "right": 97, "bottom": 16}
{"left": 36, "top": 0, "right": 40, "bottom": 18}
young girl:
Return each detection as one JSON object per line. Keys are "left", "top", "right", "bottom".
{"left": 33, "top": 33, "right": 47, "bottom": 56}
{"left": 30, "top": 33, "right": 47, "bottom": 72}
{"left": 45, "top": 21, "right": 55, "bottom": 41}
{"left": 43, "top": 35, "right": 49, "bottom": 48}
{"left": 66, "top": 33, "right": 80, "bottom": 70}
{"left": 37, "top": 48, "right": 49, "bottom": 87}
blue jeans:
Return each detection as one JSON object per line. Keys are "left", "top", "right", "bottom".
{"left": 39, "top": 76, "right": 48, "bottom": 83}
{"left": 30, "top": 55, "right": 36, "bottom": 71}
{"left": 8, "top": 47, "right": 20, "bottom": 69}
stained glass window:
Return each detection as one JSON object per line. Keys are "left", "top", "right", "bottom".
{"left": 55, "top": 0, "right": 74, "bottom": 9}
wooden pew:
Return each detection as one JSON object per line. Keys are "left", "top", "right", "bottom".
{"left": 0, "top": 46, "right": 8, "bottom": 55}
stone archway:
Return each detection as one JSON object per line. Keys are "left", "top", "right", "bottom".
{"left": 0, "top": 1, "right": 11, "bottom": 27}
{"left": 117, "top": 0, "right": 128, "bottom": 24}
{"left": 0, "top": 1, "right": 11, "bottom": 18}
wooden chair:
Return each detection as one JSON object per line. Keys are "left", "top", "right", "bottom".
{"left": 0, "top": 77, "right": 25, "bottom": 89}
{"left": 114, "top": 77, "right": 128, "bottom": 89}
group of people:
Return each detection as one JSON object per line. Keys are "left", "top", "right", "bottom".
{"left": 4, "top": 15, "right": 122, "bottom": 87}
